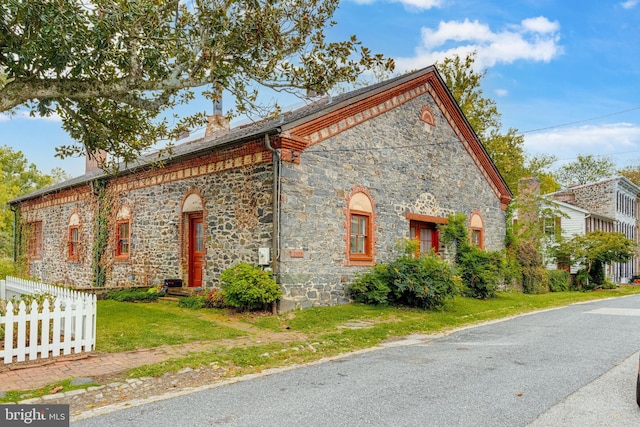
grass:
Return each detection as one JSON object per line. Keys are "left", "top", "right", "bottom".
{"left": 2, "top": 286, "right": 640, "bottom": 402}
{"left": 110, "top": 286, "right": 640, "bottom": 380}
{"left": 0, "top": 378, "right": 100, "bottom": 404}
{"left": 96, "top": 300, "right": 247, "bottom": 352}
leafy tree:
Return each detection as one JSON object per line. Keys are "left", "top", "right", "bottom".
{"left": 436, "top": 52, "right": 558, "bottom": 194}
{"left": 0, "top": 0, "right": 393, "bottom": 168}
{"left": 554, "top": 154, "right": 616, "bottom": 188}
{"left": 619, "top": 164, "right": 640, "bottom": 186}
{"left": 552, "top": 231, "right": 636, "bottom": 289}
{"left": 0, "top": 146, "right": 63, "bottom": 258}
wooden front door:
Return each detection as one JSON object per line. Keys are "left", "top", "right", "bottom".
{"left": 188, "top": 214, "right": 204, "bottom": 287}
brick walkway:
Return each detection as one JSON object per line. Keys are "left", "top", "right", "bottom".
{"left": 0, "top": 331, "right": 304, "bottom": 392}
{"left": 0, "top": 341, "right": 229, "bottom": 392}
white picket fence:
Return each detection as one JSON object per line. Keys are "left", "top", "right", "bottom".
{"left": 0, "top": 276, "right": 97, "bottom": 364}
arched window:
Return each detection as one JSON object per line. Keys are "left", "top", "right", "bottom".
{"left": 345, "top": 187, "right": 376, "bottom": 266}
{"left": 469, "top": 211, "right": 485, "bottom": 249}
{"left": 115, "top": 206, "right": 131, "bottom": 259}
{"left": 68, "top": 213, "right": 80, "bottom": 261}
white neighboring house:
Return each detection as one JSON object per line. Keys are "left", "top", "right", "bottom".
{"left": 546, "top": 176, "right": 639, "bottom": 283}
{"left": 542, "top": 198, "right": 615, "bottom": 277}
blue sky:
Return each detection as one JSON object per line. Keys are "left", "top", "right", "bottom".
{"left": 3, "top": 0, "right": 640, "bottom": 178}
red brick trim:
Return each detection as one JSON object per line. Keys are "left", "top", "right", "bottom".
{"left": 405, "top": 212, "right": 448, "bottom": 224}
{"left": 344, "top": 185, "right": 377, "bottom": 267}
{"left": 18, "top": 185, "right": 93, "bottom": 212}
{"left": 293, "top": 78, "right": 432, "bottom": 146}
{"left": 419, "top": 105, "right": 436, "bottom": 126}
{"left": 468, "top": 210, "right": 485, "bottom": 249}
{"left": 286, "top": 70, "right": 512, "bottom": 210}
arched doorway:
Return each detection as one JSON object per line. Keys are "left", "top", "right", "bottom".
{"left": 182, "top": 193, "right": 205, "bottom": 287}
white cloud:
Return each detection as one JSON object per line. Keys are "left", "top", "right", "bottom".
{"left": 349, "top": 0, "right": 442, "bottom": 10}
{"left": 392, "top": 0, "right": 443, "bottom": 9}
{"left": 523, "top": 123, "right": 640, "bottom": 168}
{"left": 621, "top": 0, "right": 639, "bottom": 9}
{"left": 520, "top": 16, "right": 560, "bottom": 33}
{"left": 495, "top": 88, "right": 508, "bottom": 97}
{"left": 395, "top": 17, "right": 563, "bottom": 72}
{"left": 0, "top": 110, "right": 62, "bottom": 122}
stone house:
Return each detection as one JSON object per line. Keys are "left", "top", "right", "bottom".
{"left": 9, "top": 66, "right": 512, "bottom": 311}
{"left": 546, "top": 176, "right": 640, "bottom": 283}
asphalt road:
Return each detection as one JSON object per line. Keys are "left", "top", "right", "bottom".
{"left": 73, "top": 295, "right": 640, "bottom": 426}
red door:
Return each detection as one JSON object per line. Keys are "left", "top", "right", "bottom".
{"left": 189, "top": 214, "right": 204, "bottom": 287}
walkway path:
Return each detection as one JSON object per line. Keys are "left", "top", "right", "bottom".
{"left": 0, "top": 341, "right": 225, "bottom": 392}
{"left": 0, "top": 330, "right": 303, "bottom": 392}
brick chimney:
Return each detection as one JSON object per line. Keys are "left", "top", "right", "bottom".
{"left": 517, "top": 177, "right": 541, "bottom": 226}
{"left": 551, "top": 189, "right": 576, "bottom": 204}
{"left": 205, "top": 98, "right": 229, "bottom": 138}
{"left": 86, "top": 150, "right": 107, "bottom": 173}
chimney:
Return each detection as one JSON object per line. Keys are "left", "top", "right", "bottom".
{"left": 517, "top": 177, "right": 540, "bottom": 197}
{"left": 517, "top": 177, "right": 541, "bottom": 226}
{"left": 551, "top": 190, "right": 576, "bottom": 204}
{"left": 86, "top": 150, "right": 107, "bottom": 173}
{"left": 205, "top": 98, "right": 229, "bottom": 138}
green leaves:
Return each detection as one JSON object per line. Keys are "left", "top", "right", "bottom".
{"left": 436, "top": 52, "right": 559, "bottom": 194}
{"left": 551, "top": 230, "right": 636, "bottom": 288}
{"left": 220, "top": 262, "right": 282, "bottom": 311}
{"left": 554, "top": 154, "right": 616, "bottom": 188}
{"left": 1, "top": 0, "right": 393, "bottom": 166}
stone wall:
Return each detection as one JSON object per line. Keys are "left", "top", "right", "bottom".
{"left": 555, "top": 178, "right": 639, "bottom": 282}
{"left": 277, "top": 90, "right": 506, "bottom": 310}
{"left": 20, "top": 186, "right": 97, "bottom": 286}
{"left": 569, "top": 180, "right": 616, "bottom": 218}
{"left": 20, "top": 160, "right": 274, "bottom": 289}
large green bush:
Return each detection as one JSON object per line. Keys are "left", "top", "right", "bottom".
{"left": 220, "top": 263, "right": 282, "bottom": 311}
{"left": 457, "top": 246, "right": 500, "bottom": 299}
{"left": 349, "top": 251, "right": 460, "bottom": 310}
{"left": 348, "top": 263, "right": 392, "bottom": 305}
{"left": 547, "top": 269, "right": 570, "bottom": 292}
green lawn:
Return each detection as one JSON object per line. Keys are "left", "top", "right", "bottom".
{"left": 96, "top": 300, "right": 247, "bottom": 352}
{"left": 4, "top": 286, "right": 640, "bottom": 402}
{"left": 102, "top": 286, "right": 640, "bottom": 377}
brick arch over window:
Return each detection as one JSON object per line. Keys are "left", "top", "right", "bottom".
{"left": 344, "top": 186, "right": 376, "bottom": 266}
{"left": 469, "top": 210, "right": 485, "bottom": 249}
{"left": 182, "top": 192, "right": 204, "bottom": 213}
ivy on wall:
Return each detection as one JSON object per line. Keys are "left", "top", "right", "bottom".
{"left": 92, "top": 179, "right": 111, "bottom": 287}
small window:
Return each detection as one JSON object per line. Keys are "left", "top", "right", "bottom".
{"left": 68, "top": 226, "right": 79, "bottom": 260}
{"left": 410, "top": 220, "right": 439, "bottom": 255}
{"left": 115, "top": 206, "right": 132, "bottom": 259}
{"left": 350, "top": 213, "right": 369, "bottom": 255}
{"left": 116, "top": 220, "right": 130, "bottom": 258}
{"left": 345, "top": 187, "right": 376, "bottom": 266}
{"left": 67, "top": 213, "right": 80, "bottom": 261}
{"left": 469, "top": 212, "right": 485, "bottom": 249}
{"left": 27, "top": 221, "right": 43, "bottom": 259}
{"left": 470, "top": 229, "right": 482, "bottom": 247}
{"left": 543, "top": 217, "right": 560, "bottom": 238}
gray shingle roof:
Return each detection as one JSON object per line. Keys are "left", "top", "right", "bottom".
{"left": 9, "top": 66, "right": 443, "bottom": 204}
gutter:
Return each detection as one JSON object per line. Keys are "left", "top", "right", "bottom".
{"left": 264, "top": 133, "right": 280, "bottom": 279}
